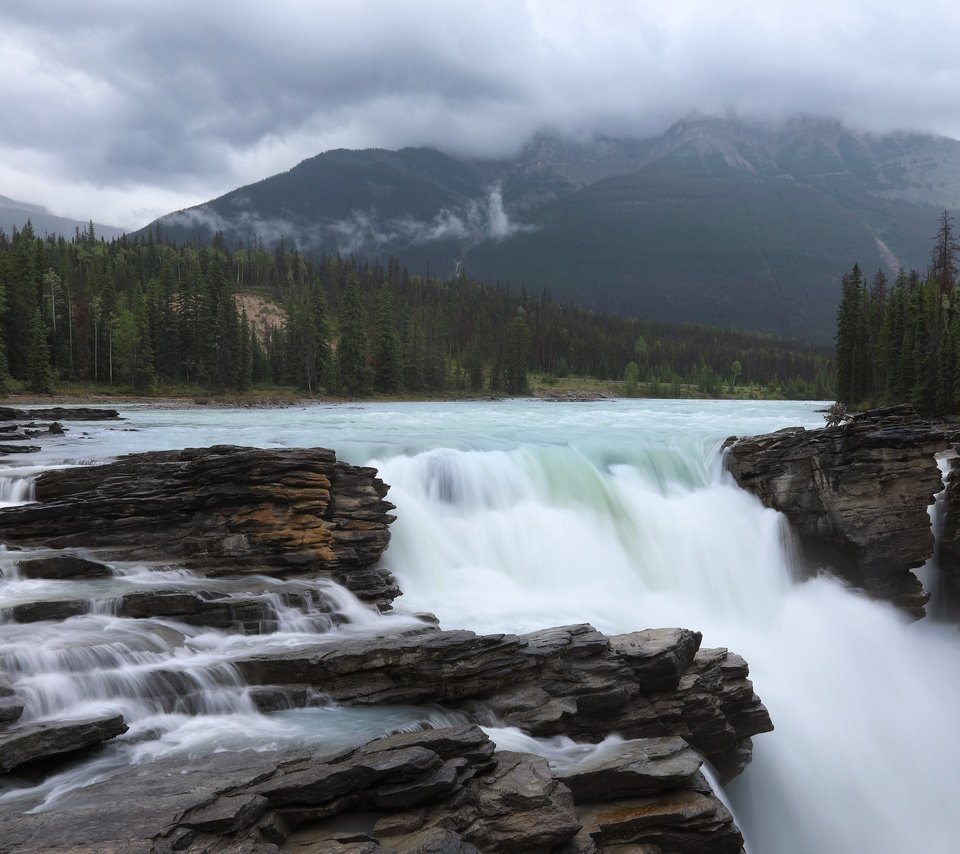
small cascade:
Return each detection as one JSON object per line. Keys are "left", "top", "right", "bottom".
{"left": 0, "top": 472, "right": 35, "bottom": 507}
{"left": 0, "top": 541, "right": 432, "bottom": 808}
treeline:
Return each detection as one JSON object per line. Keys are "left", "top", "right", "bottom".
{"left": 0, "top": 222, "right": 832, "bottom": 397}
{"left": 835, "top": 211, "right": 960, "bottom": 415}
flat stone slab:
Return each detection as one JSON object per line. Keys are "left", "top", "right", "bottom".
{"left": 0, "top": 715, "right": 128, "bottom": 773}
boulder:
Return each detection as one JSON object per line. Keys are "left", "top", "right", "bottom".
{"left": 724, "top": 405, "right": 958, "bottom": 616}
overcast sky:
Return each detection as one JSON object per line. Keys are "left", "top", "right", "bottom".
{"left": 3, "top": 0, "right": 960, "bottom": 230}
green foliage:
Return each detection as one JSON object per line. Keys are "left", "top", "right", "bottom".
{"left": 336, "top": 275, "right": 371, "bottom": 396}
{"left": 0, "top": 224, "right": 833, "bottom": 400}
{"left": 623, "top": 361, "right": 640, "bottom": 397}
{"left": 373, "top": 285, "right": 403, "bottom": 393}
{"left": 834, "top": 211, "right": 960, "bottom": 415}
{"left": 26, "top": 307, "right": 53, "bottom": 392}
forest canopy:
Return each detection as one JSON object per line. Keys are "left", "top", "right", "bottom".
{"left": 0, "top": 223, "right": 832, "bottom": 398}
{"left": 835, "top": 211, "right": 960, "bottom": 416}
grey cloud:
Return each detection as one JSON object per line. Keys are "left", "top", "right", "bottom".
{"left": 2, "top": 0, "right": 960, "bottom": 228}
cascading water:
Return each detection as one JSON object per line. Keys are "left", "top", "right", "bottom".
{"left": 0, "top": 399, "right": 957, "bottom": 852}
{"left": 371, "top": 417, "right": 960, "bottom": 854}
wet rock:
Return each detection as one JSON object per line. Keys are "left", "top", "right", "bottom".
{"left": 577, "top": 774, "right": 744, "bottom": 853}
{"left": 724, "top": 404, "right": 958, "bottom": 617}
{"left": 0, "top": 444, "right": 40, "bottom": 455}
{"left": 10, "top": 599, "right": 87, "bottom": 622}
{"left": 458, "top": 751, "right": 582, "bottom": 852}
{"left": 0, "top": 407, "right": 120, "bottom": 421}
{"left": 0, "top": 715, "right": 128, "bottom": 773}
{"left": 0, "top": 445, "right": 399, "bottom": 608}
{"left": 235, "top": 623, "right": 771, "bottom": 777}
{"left": 0, "top": 722, "right": 747, "bottom": 854}
{"left": 610, "top": 628, "right": 702, "bottom": 692}
{"left": 16, "top": 554, "right": 112, "bottom": 580}
{"left": 0, "top": 695, "right": 23, "bottom": 726}
{"left": 557, "top": 737, "right": 703, "bottom": 802}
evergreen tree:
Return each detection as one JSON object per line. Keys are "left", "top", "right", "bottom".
{"left": 930, "top": 209, "right": 959, "bottom": 296}
{"left": 623, "top": 361, "right": 640, "bottom": 397}
{"left": 372, "top": 285, "right": 403, "bottom": 393}
{"left": 835, "top": 264, "right": 869, "bottom": 404}
{"left": 26, "top": 307, "right": 53, "bottom": 392}
{"left": 463, "top": 339, "right": 485, "bottom": 391}
{"left": 336, "top": 275, "right": 370, "bottom": 395}
{"left": 503, "top": 312, "right": 531, "bottom": 394}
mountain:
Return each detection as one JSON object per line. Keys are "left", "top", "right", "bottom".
{"left": 0, "top": 195, "right": 125, "bottom": 241}
{"left": 139, "top": 116, "right": 960, "bottom": 342}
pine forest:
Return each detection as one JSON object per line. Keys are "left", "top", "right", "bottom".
{"left": 835, "top": 211, "right": 960, "bottom": 416}
{"left": 0, "top": 222, "right": 833, "bottom": 399}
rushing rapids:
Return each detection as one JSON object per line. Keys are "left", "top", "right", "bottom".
{"left": 0, "top": 399, "right": 958, "bottom": 852}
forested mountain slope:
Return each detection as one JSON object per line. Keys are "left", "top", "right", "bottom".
{"left": 138, "top": 116, "right": 960, "bottom": 342}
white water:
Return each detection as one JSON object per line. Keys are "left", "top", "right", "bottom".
{"left": 1, "top": 399, "right": 958, "bottom": 851}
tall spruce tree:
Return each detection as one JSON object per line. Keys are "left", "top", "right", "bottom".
{"left": 373, "top": 285, "right": 403, "bottom": 393}
{"left": 336, "top": 275, "right": 370, "bottom": 395}
{"left": 835, "top": 264, "right": 869, "bottom": 404}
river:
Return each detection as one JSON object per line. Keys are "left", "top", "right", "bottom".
{"left": 1, "top": 398, "right": 957, "bottom": 853}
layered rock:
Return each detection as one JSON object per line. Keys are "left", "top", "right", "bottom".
{"left": 724, "top": 405, "right": 958, "bottom": 616}
{"left": 0, "top": 724, "right": 744, "bottom": 853}
{"left": 234, "top": 623, "right": 771, "bottom": 782}
{"left": 0, "top": 445, "right": 399, "bottom": 608}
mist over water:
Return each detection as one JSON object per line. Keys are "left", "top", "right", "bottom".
{"left": 1, "top": 399, "right": 957, "bottom": 851}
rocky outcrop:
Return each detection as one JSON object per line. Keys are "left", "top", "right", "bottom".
{"left": 0, "top": 406, "right": 119, "bottom": 421}
{"left": 0, "top": 724, "right": 745, "bottom": 853}
{"left": 0, "top": 445, "right": 400, "bottom": 608}
{"left": 0, "top": 443, "right": 772, "bottom": 852}
{"left": 235, "top": 623, "right": 771, "bottom": 782}
{"left": 724, "top": 405, "right": 958, "bottom": 617}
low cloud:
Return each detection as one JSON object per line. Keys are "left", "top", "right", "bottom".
{"left": 328, "top": 184, "right": 534, "bottom": 253}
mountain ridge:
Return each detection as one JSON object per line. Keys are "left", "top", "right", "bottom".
{"left": 0, "top": 195, "right": 125, "bottom": 242}
{"left": 138, "top": 116, "right": 960, "bottom": 342}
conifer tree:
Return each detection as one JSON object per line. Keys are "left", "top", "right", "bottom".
{"left": 26, "top": 307, "right": 53, "bottom": 392}
{"left": 503, "top": 312, "right": 531, "bottom": 394}
{"left": 336, "top": 275, "right": 370, "bottom": 395}
{"left": 373, "top": 285, "right": 403, "bottom": 393}
{"left": 835, "top": 264, "right": 869, "bottom": 404}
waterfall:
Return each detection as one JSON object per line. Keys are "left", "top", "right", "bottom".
{"left": 0, "top": 473, "right": 34, "bottom": 507}
{"left": 2, "top": 399, "right": 957, "bottom": 851}
{"left": 377, "top": 439, "right": 960, "bottom": 854}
